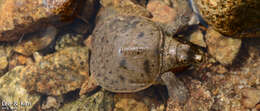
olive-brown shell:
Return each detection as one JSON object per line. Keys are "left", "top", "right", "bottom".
{"left": 90, "top": 15, "right": 163, "bottom": 92}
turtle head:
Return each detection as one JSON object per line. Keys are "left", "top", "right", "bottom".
{"left": 161, "top": 36, "right": 204, "bottom": 72}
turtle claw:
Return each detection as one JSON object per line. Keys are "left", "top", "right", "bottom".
{"left": 161, "top": 72, "right": 189, "bottom": 104}
{"left": 79, "top": 74, "right": 99, "bottom": 96}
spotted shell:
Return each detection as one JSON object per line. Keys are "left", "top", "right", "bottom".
{"left": 90, "top": 15, "right": 163, "bottom": 92}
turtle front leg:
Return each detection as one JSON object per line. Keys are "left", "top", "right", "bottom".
{"left": 161, "top": 71, "right": 189, "bottom": 104}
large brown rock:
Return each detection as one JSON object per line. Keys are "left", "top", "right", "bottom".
{"left": 0, "top": 0, "right": 83, "bottom": 41}
{"left": 194, "top": 0, "right": 260, "bottom": 37}
{"left": 21, "top": 47, "right": 90, "bottom": 96}
{"left": 13, "top": 26, "right": 57, "bottom": 56}
{"left": 147, "top": 0, "right": 177, "bottom": 24}
{"left": 100, "top": 0, "right": 152, "bottom": 18}
{"left": 147, "top": 0, "right": 198, "bottom": 36}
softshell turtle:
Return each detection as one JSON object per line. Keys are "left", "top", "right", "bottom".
{"left": 89, "top": 8, "right": 204, "bottom": 103}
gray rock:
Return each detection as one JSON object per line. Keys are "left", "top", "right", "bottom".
{"left": 55, "top": 34, "right": 85, "bottom": 51}
{"left": 0, "top": 66, "right": 41, "bottom": 111}
{"left": 59, "top": 90, "right": 114, "bottom": 111}
{"left": 21, "top": 47, "right": 89, "bottom": 96}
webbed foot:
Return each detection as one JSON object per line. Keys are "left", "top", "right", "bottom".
{"left": 161, "top": 71, "right": 189, "bottom": 104}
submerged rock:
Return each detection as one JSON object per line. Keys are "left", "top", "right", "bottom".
{"left": 55, "top": 33, "right": 85, "bottom": 51}
{"left": 147, "top": 0, "right": 199, "bottom": 36}
{"left": 147, "top": 0, "right": 177, "bottom": 24}
{"left": 113, "top": 87, "right": 165, "bottom": 111}
{"left": 13, "top": 26, "right": 57, "bottom": 56}
{"left": 205, "top": 27, "right": 242, "bottom": 65}
{"left": 0, "top": 66, "right": 41, "bottom": 111}
{"left": 241, "top": 88, "right": 260, "bottom": 108}
{"left": 8, "top": 54, "right": 34, "bottom": 70}
{"left": 100, "top": 0, "right": 152, "bottom": 18}
{"left": 59, "top": 90, "right": 114, "bottom": 111}
{"left": 0, "top": 56, "right": 8, "bottom": 74}
{"left": 80, "top": 0, "right": 99, "bottom": 22}
{"left": 184, "top": 27, "right": 206, "bottom": 48}
{"left": 183, "top": 79, "right": 213, "bottom": 111}
{"left": 0, "top": 44, "right": 13, "bottom": 75}
{"left": 0, "top": 0, "right": 84, "bottom": 41}
{"left": 185, "top": 37, "right": 260, "bottom": 110}
{"left": 114, "top": 95, "right": 149, "bottom": 111}
{"left": 194, "top": 0, "right": 260, "bottom": 37}
{"left": 21, "top": 47, "right": 89, "bottom": 96}
{"left": 130, "top": 0, "right": 147, "bottom": 7}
